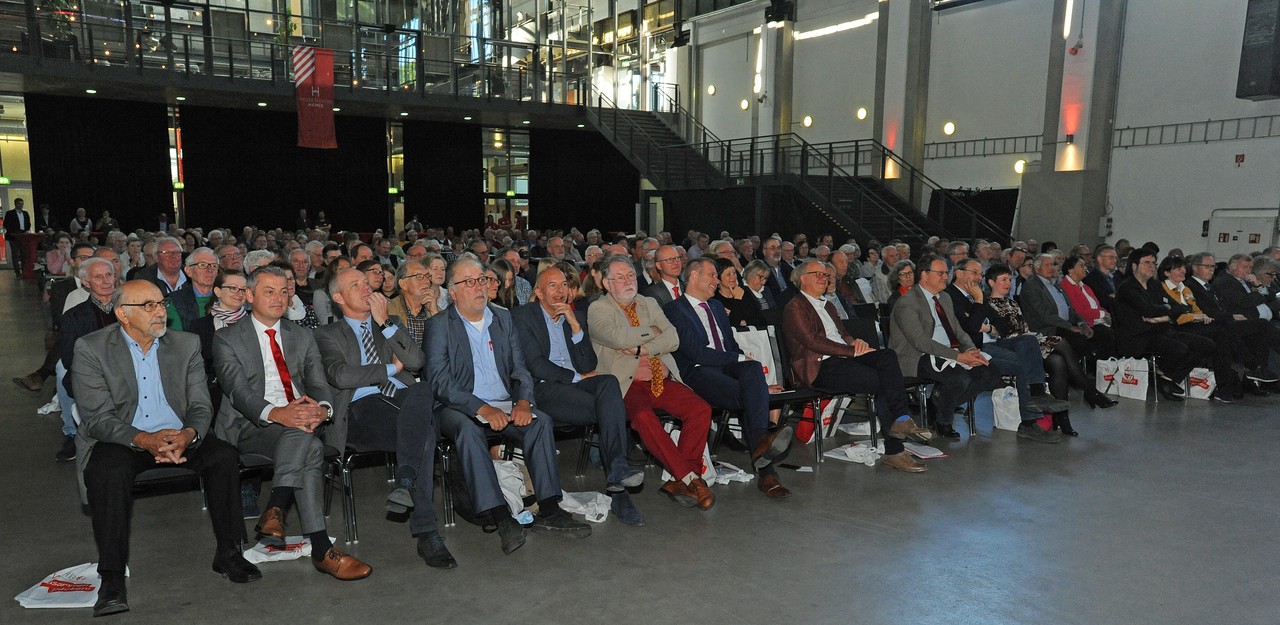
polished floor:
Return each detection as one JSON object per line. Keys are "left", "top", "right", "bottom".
{"left": 2, "top": 270, "right": 1277, "bottom": 625}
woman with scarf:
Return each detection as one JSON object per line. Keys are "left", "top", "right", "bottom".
{"left": 1157, "top": 256, "right": 1238, "bottom": 401}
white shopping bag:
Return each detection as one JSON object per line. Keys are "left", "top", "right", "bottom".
{"left": 15, "top": 563, "right": 128, "bottom": 609}
{"left": 732, "top": 327, "right": 779, "bottom": 386}
{"left": 1095, "top": 358, "right": 1121, "bottom": 396}
{"left": 1186, "top": 367, "right": 1216, "bottom": 400}
{"left": 991, "top": 386, "right": 1022, "bottom": 431}
{"left": 659, "top": 424, "right": 716, "bottom": 484}
{"left": 1115, "top": 358, "right": 1151, "bottom": 401}
{"left": 242, "top": 536, "right": 315, "bottom": 564}
{"left": 493, "top": 459, "right": 530, "bottom": 517}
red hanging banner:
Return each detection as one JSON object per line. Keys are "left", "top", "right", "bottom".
{"left": 293, "top": 46, "right": 336, "bottom": 149}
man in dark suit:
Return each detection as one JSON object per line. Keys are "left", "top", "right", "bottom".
{"left": 314, "top": 267, "right": 453, "bottom": 568}
{"left": 1213, "top": 253, "right": 1277, "bottom": 321}
{"left": 3, "top": 197, "right": 30, "bottom": 275}
{"left": 641, "top": 244, "right": 683, "bottom": 305}
{"left": 427, "top": 257, "right": 592, "bottom": 555}
{"left": 889, "top": 256, "right": 1056, "bottom": 442}
{"left": 35, "top": 202, "right": 55, "bottom": 232}
{"left": 664, "top": 258, "right": 796, "bottom": 496}
{"left": 1083, "top": 244, "right": 1120, "bottom": 311}
{"left": 1187, "top": 252, "right": 1280, "bottom": 390}
{"left": 760, "top": 236, "right": 795, "bottom": 306}
{"left": 512, "top": 267, "right": 646, "bottom": 526}
{"left": 214, "top": 266, "right": 372, "bottom": 580}
{"left": 166, "top": 247, "right": 218, "bottom": 330}
{"left": 56, "top": 257, "right": 120, "bottom": 462}
{"left": 74, "top": 280, "right": 260, "bottom": 617}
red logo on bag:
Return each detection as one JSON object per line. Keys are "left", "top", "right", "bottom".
{"left": 1189, "top": 376, "right": 1211, "bottom": 389}
{"left": 1102, "top": 373, "right": 1114, "bottom": 382}
{"left": 1121, "top": 373, "right": 1140, "bottom": 385}
{"left": 40, "top": 580, "right": 97, "bottom": 593}
{"left": 264, "top": 540, "right": 308, "bottom": 553}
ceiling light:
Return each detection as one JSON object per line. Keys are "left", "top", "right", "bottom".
{"left": 463, "top": 116, "right": 472, "bottom": 120}
{"left": 399, "top": 112, "right": 408, "bottom": 116}
{"left": 84, "top": 89, "right": 97, "bottom": 94}
{"left": 257, "top": 102, "right": 267, "bottom": 107}
{"left": 521, "top": 120, "right": 531, "bottom": 125}
{"left": 943, "top": 121, "right": 956, "bottom": 136}
{"left": 577, "top": 123, "right": 585, "bottom": 128}
{"left": 332, "top": 107, "right": 341, "bottom": 112}
{"left": 175, "top": 96, "right": 186, "bottom": 101}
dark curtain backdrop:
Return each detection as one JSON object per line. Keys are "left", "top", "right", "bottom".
{"left": 26, "top": 94, "right": 172, "bottom": 232}
{"left": 180, "top": 106, "right": 386, "bottom": 232}
{"left": 660, "top": 186, "right": 851, "bottom": 243}
{"left": 529, "top": 129, "right": 638, "bottom": 234}
{"left": 929, "top": 188, "right": 1017, "bottom": 245}
{"left": 402, "top": 121, "right": 482, "bottom": 228}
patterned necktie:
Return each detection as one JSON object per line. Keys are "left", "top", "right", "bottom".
{"left": 622, "top": 302, "right": 664, "bottom": 397}
{"left": 699, "top": 302, "right": 724, "bottom": 350}
{"left": 264, "top": 329, "right": 296, "bottom": 402}
{"left": 361, "top": 321, "right": 398, "bottom": 398}
{"left": 932, "top": 295, "right": 961, "bottom": 349}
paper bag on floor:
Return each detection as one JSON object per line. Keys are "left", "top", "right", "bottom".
{"left": 243, "top": 536, "right": 316, "bottom": 563}
{"left": 15, "top": 563, "right": 129, "bottom": 609}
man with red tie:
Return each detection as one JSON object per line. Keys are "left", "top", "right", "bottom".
{"left": 642, "top": 244, "right": 684, "bottom": 306}
{"left": 213, "top": 266, "right": 373, "bottom": 580}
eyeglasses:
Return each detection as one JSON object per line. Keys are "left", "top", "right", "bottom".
{"left": 188, "top": 261, "right": 217, "bottom": 270}
{"left": 804, "top": 271, "right": 833, "bottom": 280}
{"left": 453, "top": 276, "right": 498, "bottom": 288}
{"left": 217, "top": 285, "right": 246, "bottom": 294}
{"left": 121, "top": 300, "right": 165, "bottom": 312}
{"left": 220, "top": 253, "right": 242, "bottom": 260}
{"left": 655, "top": 257, "right": 680, "bottom": 264}
{"left": 401, "top": 273, "right": 428, "bottom": 281}
{"left": 1192, "top": 264, "right": 1215, "bottom": 268}
{"left": 607, "top": 273, "right": 638, "bottom": 282}
{"left": 157, "top": 250, "right": 182, "bottom": 256}
{"left": 73, "top": 254, "right": 93, "bottom": 261}
{"left": 364, "top": 269, "right": 384, "bottom": 276}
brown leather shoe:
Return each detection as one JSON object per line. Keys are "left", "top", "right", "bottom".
{"left": 688, "top": 477, "right": 716, "bottom": 510}
{"left": 659, "top": 480, "right": 697, "bottom": 508}
{"left": 757, "top": 473, "right": 792, "bottom": 499}
{"left": 254, "top": 506, "right": 285, "bottom": 540}
{"left": 881, "top": 451, "right": 928, "bottom": 473}
{"left": 313, "top": 547, "right": 372, "bottom": 581}
{"left": 12, "top": 373, "right": 43, "bottom": 392}
{"left": 750, "top": 425, "right": 795, "bottom": 469}
{"left": 888, "top": 418, "right": 933, "bottom": 443}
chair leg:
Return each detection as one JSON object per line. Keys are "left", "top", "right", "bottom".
{"left": 811, "top": 398, "right": 824, "bottom": 467}
{"left": 342, "top": 461, "right": 358, "bottom": 544}
{"left": 965, "top": 400, "right": 976, "bottom": 436}
{"left": 439, "top": 446, "right": 455, "bottom": 528}
{"left": 199, "top": 477, "right": 208, "bottom": 511}
{"left": 1148, "top": 355, "right": 1159, "bottom": 403}
{"left": 575, "top": 425, "right": 594, "bottom": 478}
{"left": 709, "top": 410, "right": 733, "bottom": 456}
{"left": 867, "top": 395, "right": 878, "bottom": 449}
{"left": 386, "top": 454, "right": 397, "bottom": 482}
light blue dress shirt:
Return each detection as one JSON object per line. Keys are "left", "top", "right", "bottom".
{"left": 343, "top": 316, "right": 407, "bottom": 403}
{"left": 541, "top": 305, "right": 585, "bottom": 382}
{"left": 461, "top": 306, "right": 509, "bottom": 403}
{"left": 122, "top": 327, "right": 185, "bottom": 433}
{"left": 1039, "top": 276, "right": 1071, "bottom": 321}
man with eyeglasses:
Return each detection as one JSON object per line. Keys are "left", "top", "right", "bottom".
{"left": 945, "top": 259, "right": 1067, "bottom": 436}
{"left": 761, "top": 237, "right": 796, "bottom": 306}
{"left": 589, "top": 255, "right": 715, "bottom": 510}
{"left": 1213, "top": 253, "right": 1278, "bottom": 323}
{"left": 1083, "top": 244, "right": 1120, "bottom": 311}
{"left": 215, "top": 244, "right": 243, "bottom": 273}
{"left": 426, "top": 257, "right": 592, "bottom": 553}
{"left": 1007, "top": 246, "right": 1031, "bottom": 298}
{"left": 889, "top": 256, "right": 1028, "bottom": 441}
{"left": 783, "top": 259, "right": 935, "bottom": 471}
{"left": 165, "top": 247, "right": 219, "bottom": 331}
{"left": 1021, "top": 254, "right": 1098, "bottom": 359}
{"left": 1187, "top": 252, "right": 1280, "bottom": 381}
{"left": 75, "top": 280, "right": 261, "bottom": 617}
{"left": 214, "top": 266, "right": 372, "bottom": 581}
{"left": 133, "top": 237, "right": 187, "bottom": 296}
{"left": 52, "top": 256, "right": 121, "bottom": 462}
{"left": 386, "top": 258, "right": 437, "bottom": 344}
{"left": 641, "top": 244, "right": 684, "bottom": 306}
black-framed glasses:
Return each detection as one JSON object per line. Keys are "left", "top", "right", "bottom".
{"left": 120, "top": 300, "right": 165, "bottom": 312}
{"left": 655, "top": 257, "right": 680, "bottom": 264}
{"left": 188, "top": 261, "right": 217, "bottom": 270}
{"left": 453, "top": 276, "right": 498, "bottom": 288}
{"left": 402, "top": 273, "right": 428, "bottom": 281}
{"left": 217, "top": 285, "right": 246, "bottom": 294}
{"left": 805, "top": 271, "right": 833, "bottom": 280}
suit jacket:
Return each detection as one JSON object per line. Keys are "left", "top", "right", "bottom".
{"left": 1186, "top": 276, "right": 1231, "bottom": 321}
{"left": 1083, "top": 268, "right": 1119, "bottom": 311}
{"left": 167, "top": 282, "right": 203, "bottom": 331}
{"left": 764, "top": 262, "right": 795, "bottom": 307}
{"left": 212, "top": 315, "right": 333, "bottom": 446}
{"left": 1018, "top": 275, "right": 1078, "bottom": 334}
{"left": 73, "top": 326, "right": 211, "bottom": 453}
{"left": 944, "top": 283, "right": 986, "bottom": 347}
{"left": 60, "top": 299, "right": 119, "bottom": 395}
{"left": 642, "top": 278, "right": 681, "bottom": 307}
{"left": 314, "top": 315, "right": 424, "bottom": 452}
{"left": 512, "top": 302, "right": 597, "bottom": 383}
{"left": 587, "top": 294, "right": 682, "bottom": 396}
{"left": 1212, "top": 273, "right": 1273, "bottom": 319}
{"left": 1112, "top": 276, "right": 1174, "bottom": 352}
{"left": 36, "top": 211, "right": 55, "bottom": 232}
{"left": 663, "top": 296, "right": 742, "bottom": 380}
{"left": 48, "top": 277, "right": 81, "bottom": 329}
{"left": 781, "top": 292, "right": 861, "bottom": 388}
{"left": 3, "top": 208, "right": 30, "bottom": 233}
{"left": 131, "top": 264, "right": 182, "bottom": 296}
{"left": 425, "top": 304, "right": 535, "bottom": 417}
{"left": 888, "top": 286, "right": 975, "bottom": 377}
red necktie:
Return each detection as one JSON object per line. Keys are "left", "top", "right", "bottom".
{"left": 932, "top": 295, "right": 961, "bottom": 349}
{"left": 673, "top": 284, "right": 680, "bottom": 298}
{"left": 264, "top": 328, "right": 296, "bottom": 402}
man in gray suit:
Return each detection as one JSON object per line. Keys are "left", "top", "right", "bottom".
{"left": 1020, "top": 253, "right": 1095, "bottom": 356}
{"left": 314, "top": 267, "right": 453, "bottom": 569}
{"left": 75, "top": 280, "right": 260, "bottom": 617}
{"left": 890, "top": 255, "right": 1058, "bottom": 442}
{"left": 214, "top": 266, "right": 373, "bottom": 580}
{"left": 426, "top": 256, "right": 591, "bottom": 555}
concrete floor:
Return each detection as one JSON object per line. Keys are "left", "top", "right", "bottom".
{"left": 2, "top": 270, "right": 1277, "bottom": 625}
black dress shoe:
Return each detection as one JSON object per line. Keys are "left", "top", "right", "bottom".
{"left": 1052, "top": 412, "right": 1079, "bottom": 436}
{"left": 212, "top": 549, "right": 263, "bottom": 583}
{"left": 1084, "top": 390, "right": 1118, "bottom": 409}
{"left": 417, "top": 533, "right": 458, "bottom": 569}
{"left": 935, "top": 424, "right": 961, "bottom": 439}
{"left": 494, "top": 514, "right": 527, "bottom": 555}
{"left": 93, "top": 575, "right": 129, "bottom": 617}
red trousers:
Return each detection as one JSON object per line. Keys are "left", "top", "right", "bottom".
{"left": 623, "top": 378, "right": 712, "bottom": 480}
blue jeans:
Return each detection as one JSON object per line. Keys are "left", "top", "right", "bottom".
{"left": 984, "top": 334, "right": 1046, "bottom": 418}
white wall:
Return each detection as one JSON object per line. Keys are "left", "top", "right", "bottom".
{"left": 1107, "top": 0, "right": 1280, "bottom": 252}
{"left": 791, "top": 0, "right": 880, "bottom": 143}
{"left": 697, "top": 33, "right": 756, "bottom": 140}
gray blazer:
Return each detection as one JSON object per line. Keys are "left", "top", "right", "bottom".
{"left": 314, "top": 316, "right": 424, "bottom": 452}
{"left": 212, "top": 316, "right": 333, "bottom": 446}
{"left": 586, "top": 294, "right": 682, "bottom": 396}
{"left": 888, "top": 285, "right": 976, "bottom": 377}
{"left": 425, "top": 304, "right": 535, "bottom": 417}
{"left": 73, "top": 326, "right": 212, "bottom": 453}
{"left": 1018, "top": 275, "right": 1078, "bottom": 335}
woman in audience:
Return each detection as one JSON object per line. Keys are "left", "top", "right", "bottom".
{"left": 277, "top": 262, "right": 319, "bottom": 329}
{"left": 357, "top": 259, "right": 385, "bottom": 294}
{"left": 424, "top": 252, "right": 449, "bottom": 312}
{"left": 734, "top": 259, "right": 772, "bottom": 328}
{"left": 125, "top": 237, "right": 145, "bottom": 271}
{"left": 579, "top": 258, "right": 606, "bottom": 305}
{"left": 1157, "top": 255, "right": 1239, "bottom": 401}
{"left": 488, "top": 259, "right": 519, "bottom": 309}
{"left": 379, "top": 262, "right": 398, "bottom": 298}
{"left": 884, "top": 259, "right": 916, "bottom": 311}
{"left": 713, "top": 258, "right": 751, "bottom": 325}
{"left": 984, "top": 264, "right": 1116, "bottom": 435}
{"left": 45, "top": 233, "right": 73, "bottom": 276}
{"left": 1059, "top": 255, "right": 1115, "bottom": 356}
{"left": 192, "top": 270, "right": 247, "bottom": 389}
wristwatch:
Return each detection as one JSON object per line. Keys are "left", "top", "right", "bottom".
{"left": 185, "top": 426, "right": 201, "bottom": 446}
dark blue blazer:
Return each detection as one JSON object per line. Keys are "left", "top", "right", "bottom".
{"left": 511, "top": 302, "right": 597, "bottom": 383}
{"left": 662, "top": 296, "right": 742, "bottom": 379}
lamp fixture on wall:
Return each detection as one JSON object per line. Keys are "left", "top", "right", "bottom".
{"left": 1065, "top": 133, "right": 1074, "bottom": 143}
{"left": 856, "top": 107, "right": 868, "bottom": 120}
{"left": 942, "top": 121, "right": 956, "bottom": 136}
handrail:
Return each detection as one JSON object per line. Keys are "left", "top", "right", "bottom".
{"left": 652, "top": 84, "right": 727, "bottom": 149}
{"left": 585, "top": 92, "right": 726, "bottom": 190}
